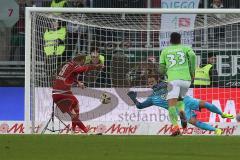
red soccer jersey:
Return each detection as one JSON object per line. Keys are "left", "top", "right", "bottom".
{"left": 53, "top": 61, "right": 97, "bottom": 91}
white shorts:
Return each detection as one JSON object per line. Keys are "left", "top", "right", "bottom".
{"left": 167, "top": 80, "right": 191, "bottom": 100}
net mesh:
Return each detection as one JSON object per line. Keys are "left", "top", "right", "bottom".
{"left": 39, "top": 12, "right": 240, "bottom": 31}
{"left": 30, "top": 11, "right": 240, "bottom": 132}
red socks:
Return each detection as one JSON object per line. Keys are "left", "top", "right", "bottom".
{"left": 71, "top": 105, "right": 88, "bottom": 133}
{"left": 72, "top": 118, "right": 88, "bottom": 133}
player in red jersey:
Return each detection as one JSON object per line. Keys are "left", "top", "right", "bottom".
{"left": 52, "top": 54, "right": 103, "bottom": 133}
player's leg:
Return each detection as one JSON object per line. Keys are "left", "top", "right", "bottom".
{"left": 184, "top": 97, "right": 222, "bottom": 135}
{"left": 54, "top": 95, "right": 88, "bottom": 133}
{"left": 188, "top": 117, "right": 222, "bottom": 135}
{"left": 68, "top": 97, "right": 88, "bottom": 133}
{"left": 176, "top": 98, "right": 187, "bottom": 129}
{"left": 167, "top": 81, "right": 181, "bottom": 136}
{"left": 177, "top": 80, "right": 191, "bottom": 129}
{"left": 199, "top": 101, "right": 234, "bottom": 119}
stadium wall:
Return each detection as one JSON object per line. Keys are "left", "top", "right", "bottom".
{"left": 0, "top": 121, "right": 239, "bottom": 135}
{"left": 0, "top": 87, "right": 240, "bottom": 135}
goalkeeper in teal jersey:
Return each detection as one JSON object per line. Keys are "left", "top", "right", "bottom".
{"left": 127, "top": 75, "right": 234, "bottom": 135}
{"left": 159, "top": 32, "right": 196, "bottom": 136}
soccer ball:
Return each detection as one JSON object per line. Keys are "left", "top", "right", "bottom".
{"left": 100, "top": 92, "right": 111, "bottom": 104}
{"left": 236, "top": 113, "right": 240, "bottom": 122}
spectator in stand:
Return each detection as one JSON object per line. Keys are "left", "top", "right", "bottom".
{"left": 43, "top": 20, "right": 67, "bottom": 57}
{"left": 66, "top": 0, "right": 87, "bottom": 56}
{"left": 126, "top": 54, "right": 159, "bottom": 87}
{"left": 49, "top": 0, "right": 86, "bottom": 58}
{"left": 81, "top": 47, "right": 110, "bottom": 87}
{"left": 34, "top": 0, "right": 66, "bottom": 7}
{"left": 210, "top": 0, "right": 224, "bottom": 9}
{"left": 69, "top": 0, "right": 85, "bottom": 7}
{"left": 36, "top": 0, "right": 85, "bottom": 7}
{"left": 194, "top": 52, "right": 218, "bottom": 87}
{"left": 50, "top": 0, "right": 68, "bottom": 7}
{"left": 85, "top": 47, "right": 105, "bottom": 65}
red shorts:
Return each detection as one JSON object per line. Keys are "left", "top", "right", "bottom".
{"left": 52, "top": 93, "right": 79, "bottom": 113}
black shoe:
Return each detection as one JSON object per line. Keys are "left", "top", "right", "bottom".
{"left": 179, "top": 112, "right": 187, "bottom": 129}
{"left": 170, "top": 129, "right": 181, "bottom": 137}
{"left": 95, "top": 133, "right": 103, "bottom": 135}
{"left": 89, "top": 132, "right": 103, "bottom": 135}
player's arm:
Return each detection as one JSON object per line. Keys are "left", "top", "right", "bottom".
{"left": 187, "top": 48, "right": 196, "bottom": 78}
{"left": 127, "top": 91, "right": 152, "bottom": 109}
{"left": 76, "top": 81, "right": 85, "bottom": 89}
{"left": 159, "top": 50, "right": 166, "bottom": 76}
{"left": 138, "top": 98, "right": 153, "bottom": 109}
{"left": 73, "top": 64, "right": 104, "bottom": 74}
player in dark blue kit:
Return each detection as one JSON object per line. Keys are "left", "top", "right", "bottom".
{"left": 127, "top": 75, "right": 234, "bottom": 135}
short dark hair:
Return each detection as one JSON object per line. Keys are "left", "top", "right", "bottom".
{"left": 73, "top": 54, "right": 86, "bottom": 62}
{"left": 147, "top": 74, "right": 159, "bottom": 81}
{"left": 90, "top": 47, "right": 100, "bottom": 53}
{"left": 170, "top": 32, "right": 181, "bottom": 44}
{"left": 207, "top": 52, "right": 216, "bottom": 58}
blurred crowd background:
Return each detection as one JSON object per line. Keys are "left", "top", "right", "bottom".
{"left": 0, "top": 0, "right": 239, "bottom": 86}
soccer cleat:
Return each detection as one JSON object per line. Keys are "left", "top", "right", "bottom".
{"left": 179, "top": 111, "right": 188, "bottom": 129}
{"left": 91, "top": 133, "right": 103, "bottom": 136}
{"left": 127, "top": 91, "right": 137, "bottom": 100}
{"left": 221, "top": 113, "right": 234, "bottom": 119}
{"left": 96, "top": 133, "right": 103, "bottom": 135}
{"left": 171, "top": 126, "right": 181, "bottom": 137}
{"left": 87, "top": 130, "right": 103, "bottom": 136}
{"left": 180, "top": 119, "right": 187, "bottom": 129}
{"left": 214, "top": 128, "right": 222, "bottom": 135}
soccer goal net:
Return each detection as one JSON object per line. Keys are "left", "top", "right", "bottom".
{"left": 25, "top": 8, "right": 240, "bottom": 135}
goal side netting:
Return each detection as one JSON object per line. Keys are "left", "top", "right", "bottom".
{"left": 25, "top": 8, "right": 240, "bottom": 135}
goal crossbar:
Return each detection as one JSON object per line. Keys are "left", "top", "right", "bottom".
{"left": 26, "top": 7, "right": 240, "bottom": 14}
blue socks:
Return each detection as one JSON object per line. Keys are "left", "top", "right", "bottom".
{"left": 195, "top": 121, "right": 216, "bottom": 131}
{"left": 204, "top": 102, "right": 222, "bottom": 115}
{"left": 194, "top": 102, "right": 223, "bottom": 131}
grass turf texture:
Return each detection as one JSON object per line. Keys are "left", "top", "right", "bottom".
{"left": 0, "top": 135, "right": 239, "bottom": 160}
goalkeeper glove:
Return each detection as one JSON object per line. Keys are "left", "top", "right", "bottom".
{"left": 127, "top": 91, "right": 137, "bottom": 99}
{"left": 127, "top": 91, "right": 138, "bottom": 104}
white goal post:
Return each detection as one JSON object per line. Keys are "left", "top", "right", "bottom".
{"left": 25, "top": 7, "right": 240, "bottom": 134}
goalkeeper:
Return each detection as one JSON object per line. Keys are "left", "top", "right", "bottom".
{"left": 159, "top": 32, "right": 196, "bottom": 136}
{"left": 127, "top": 75, "right": 234, "bottom": 135}
{"left": 52, "top": 54, "right": 103, "bottom": 133}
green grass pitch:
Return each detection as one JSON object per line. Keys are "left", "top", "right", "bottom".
{"left": 0, "top": 135, "right": 239, "bottom": 160}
